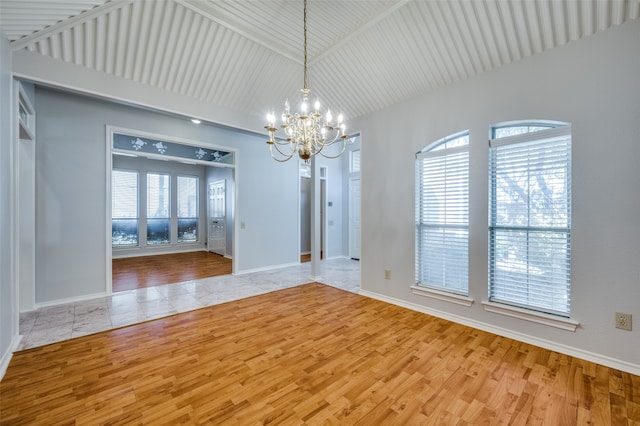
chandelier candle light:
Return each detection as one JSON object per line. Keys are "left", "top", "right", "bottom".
{"left": 265, "top": 0, "right": 349, "bottom": 163}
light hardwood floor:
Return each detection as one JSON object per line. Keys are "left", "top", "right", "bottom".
{"left": 2, "top": 283, "right": 638, "bottom": 424}
{"left": 112, "top": 251, "right": 232, "bottom": 292}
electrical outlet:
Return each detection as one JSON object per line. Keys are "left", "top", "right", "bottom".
{"left": 384, "top": 269, "right": 391, "bottom": 280}
{"left": 615, "top": 312, "right": 632, "bottom": 331}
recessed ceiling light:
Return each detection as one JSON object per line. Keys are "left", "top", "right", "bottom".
{"left": 191, "top": 118, "right": 201, "bottom": 124}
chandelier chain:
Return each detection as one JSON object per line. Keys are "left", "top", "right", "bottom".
{"left": 303, "top": 0, "right": 308, "bottom": 90}
{"left": 264, "top": 0, "right": 349, "bottom": 163}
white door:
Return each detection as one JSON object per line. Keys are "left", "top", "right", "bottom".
{"left": 208, "top": 180, "right": 226, "bottom": 256}
{"left": 349, "top": 178, "right": 361, "bottom": 260}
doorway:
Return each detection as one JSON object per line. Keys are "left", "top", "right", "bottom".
{"left": 107, "top": 126, "right": 237, "bottom": 294}
{"left": 300, "top": 165, "right": 327, "bottom": 263}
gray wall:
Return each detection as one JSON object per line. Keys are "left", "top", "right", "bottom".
{"left": 34, "top": 87, "right": 302, "bottom": 304}
{"left": 353, "top": 20, "right": 640, "bottom": 370}
{"left": 0, "top": 28, "right": 17, "bottom": 373}
{"left": 112, "top": 155, "right": 208, "bottom": 257}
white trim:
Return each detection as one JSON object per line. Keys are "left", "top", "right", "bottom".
{"left": 232, "top": 151, "right": 239, "bottom": 276}
{"left": 411, "top": 285, "right": 474, "bottom": 307}
{"left": 105, "top": 126, "right": 113, "bottom": 295}
{"left": 10, "top": 79, "right": 19, "bottom": 340}
{"left": 34, "top": 292, "right": 108, "bottom": 310}
{"left": 234, "top": 262, "right": 301, "bottom": 276}
{"left": 324, "top": 255, "right": 350, "bottom": 261}
{"left": 482, "top": 301, "right": 579, "bottom": 332}
{"left": 0, "top": 334, "right": 22, "bottom": 381}
{"left": 489, "top": 125, "right": 571, "bottom": 148}
{"left": 113, "top": 148, "right": 235, "bottom": 169}
{"left": 359, "top": 290, "right": 638, "bottom": 376}
{"left": 416, "top": 143, "right": 468, "bottom": 160}
{"left": 112, "top": 247, "right": 207, "bottom": 259}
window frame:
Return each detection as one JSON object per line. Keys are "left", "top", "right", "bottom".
{"left": 414, "top": 131, "right": 471, "bottom": 304}
{"left": 488, "top": 122, "right": 572, "bottom": 318}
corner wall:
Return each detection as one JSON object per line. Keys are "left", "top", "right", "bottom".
{"left": 0, "top": 29, "right": 18, "bottom": 379}
{"left": 353, "top": 20, "right": 640, "bottom": 373}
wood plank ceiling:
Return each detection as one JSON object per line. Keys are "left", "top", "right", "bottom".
{"left": 1, "top": 0, "right": 639, "bottom": 121}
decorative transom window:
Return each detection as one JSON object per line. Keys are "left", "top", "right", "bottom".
{"left": 489, "top": 121, "right": 572, "bottom": 316}
{"left": 416, "top": 131, "right": 469, "bottom": 294}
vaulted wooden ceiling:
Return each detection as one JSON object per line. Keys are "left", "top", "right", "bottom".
{"left": 1, "top": 0, "right": 639, "bottom": 121}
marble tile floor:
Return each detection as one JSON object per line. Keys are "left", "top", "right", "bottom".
{"left": 17, "top": 258, "right": 361, "bottom": 351}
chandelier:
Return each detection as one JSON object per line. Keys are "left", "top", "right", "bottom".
{"left": 265, "top": 0, "right": 349, "bottom": 163}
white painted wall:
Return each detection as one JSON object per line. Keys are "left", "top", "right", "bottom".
{"left": 34, "top": 87, "right": 300, "bottom": 304}
{"left": 0, "top": 29, "right": 18, "bottom": 378}
{"left": 352, "top": 20, "right": 640, "bottom": 373}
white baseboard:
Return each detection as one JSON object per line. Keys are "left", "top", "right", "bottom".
{"left": 112, "top": 247, "right": 206, "bottom": 259}
{"left": 34, "top": 292, "right": 108, "bottom": 309}
{"left": 359, "top": 289, "right": 640, "bottom": 376}
{"left": 235, "top": 262, "right": 301, "bottom": 275}
{"left": 0, "top": 334, "right": 22, "bottom": 381}
{"left": 325, "top": 255, "right": 350, "bottom": 260}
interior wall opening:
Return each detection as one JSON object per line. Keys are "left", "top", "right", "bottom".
{"left": 109, "top": 128, "right": 236, "bottom": 293}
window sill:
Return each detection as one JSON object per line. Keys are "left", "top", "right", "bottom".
{"left": 411, "top": 285, "right": 474, "bottom": 307}
{"left": 482, "top": 301, "right": 579, "bottom": 331}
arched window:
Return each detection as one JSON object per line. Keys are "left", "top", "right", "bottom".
{"left": 489, "top": 121, "right": 571, "bottom": 316}
{"left": 415, "top": 131, "right": 469, "bottom": 294}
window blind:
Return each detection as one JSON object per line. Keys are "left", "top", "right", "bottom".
{"left": 112, "top": 170, "right": 138, "bottom": 219}
{"left": 147, "top": 173, "right": 171, "bottom": 245}
{"left": 147, "top": 173, "right": 170, "bottom": 218}
{"left": 489, "top": 126, "right": 571, "bottom": 316}
{"left": 177, "top": 176, "right": 198, "bottom": 243}
{"left": 416, "top": 136, "right": 469, "bottom": 294}
{"left": 177, "top": 176, "right": 198, "bottom": 218}
{"left": 111, "top": 170, "right": 138, "bottom": 246}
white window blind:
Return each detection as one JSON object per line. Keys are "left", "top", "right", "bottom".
{"left": 147, "top": 173, "right": 171, "bottom": 245}
{"left": 177, "top": 176, "right": 198, "bottom": 243}
{"left": 489, "top": 125, "right": 571, "bottom": 316}
{"left": 111, "top": 170, "right": 138, "bottom": 246}
{"left": 350, "top": 149, "right": 361, "bottom": 173}
{"left": 416, "top": 132, "right": 469, "bottom": 294}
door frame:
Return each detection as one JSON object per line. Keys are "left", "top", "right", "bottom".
{"left": 348, "top": 176, "right": 361, "bottom": 260}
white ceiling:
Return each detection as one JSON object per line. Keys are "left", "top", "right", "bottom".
{"left": 1, "top": 0, "right": 639, "bottom": 121}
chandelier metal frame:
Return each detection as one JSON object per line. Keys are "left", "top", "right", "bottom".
{"left": 265, "top": 0, "right": 349, "bottom": 163}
